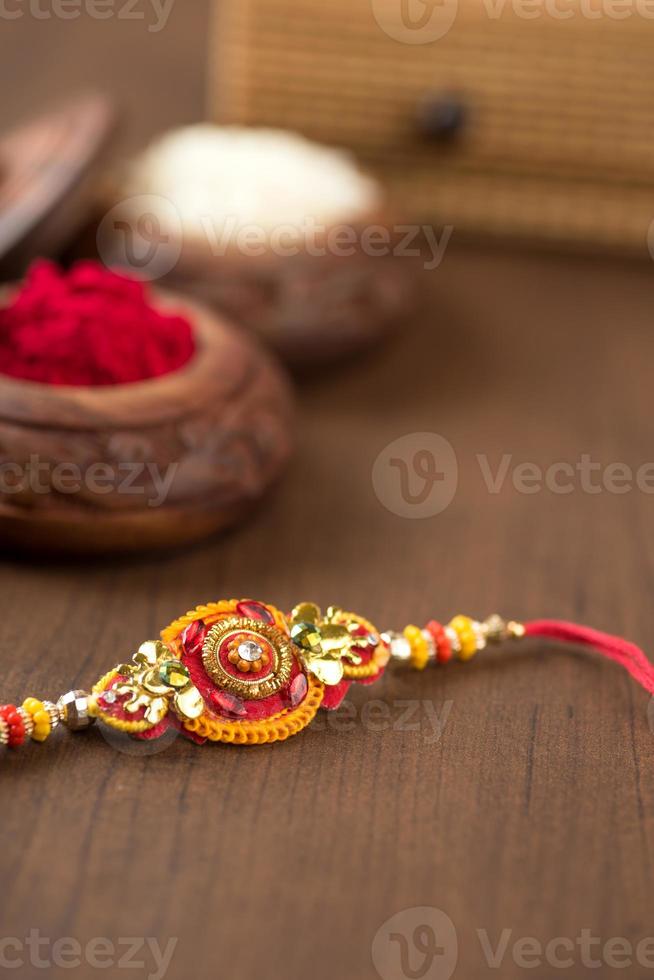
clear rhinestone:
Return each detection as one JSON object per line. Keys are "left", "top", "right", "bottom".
{"left": 238, "top": 640, "right": 263, "bottom": 662}
{"left": 102, "top": 690, "right": 117, "bottom": 705}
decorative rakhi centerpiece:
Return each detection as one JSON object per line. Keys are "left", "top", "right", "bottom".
{"left": 3, "top": 597, "right": 654, "bottom": 751}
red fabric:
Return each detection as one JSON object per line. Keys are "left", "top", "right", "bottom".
{"left": 0, "top": 260, "right": 194, "bottom": 386}
{"left": 525, "top": 620, "right": 654, "bottom": 695}
{"left": 321, "top": 680, "right": 350, "bottom": 710}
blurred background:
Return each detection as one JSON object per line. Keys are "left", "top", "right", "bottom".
{"left": 3, "top": 5, "right": 654, "bottom": 980}
{"left": 4, "top": 0, "right": 654, "bottom": 271}
{"left": 0, "top": 2, "right": 209, "bottom": 153}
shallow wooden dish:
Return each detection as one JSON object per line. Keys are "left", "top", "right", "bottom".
{"left": 0, "top": 291, "right": 294, "bottom": 555}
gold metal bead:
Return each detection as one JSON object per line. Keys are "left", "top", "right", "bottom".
{"left": 0, "top": 718, "right": 8, "bottom": 747}
{"left": 17, "top": 707, "right": 34, "bottom": 738}
{"left": 483, "top": 614, "right": 507, "bottom": 642}
{"left": 42, "top": 701, "right": 61, "bottom": 730}
{"left": 481, "top": 615, "right": 525, "bottom": 643}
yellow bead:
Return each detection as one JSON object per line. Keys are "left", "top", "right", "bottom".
{"left": 22, "top": 697, "right": 42, "bottom": 714}
{"left": 450, "top": 615, "right": 478, "bottom": 661}
{"left": 403, "top": 625, "right": 430, "bottom": 670}
{"left": 23, "top": 701, "right": 51, "bottom": 741}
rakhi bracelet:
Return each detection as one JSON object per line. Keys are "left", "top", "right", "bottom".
{"left": 2, "top": 598, "right": 654, "bottom": 750}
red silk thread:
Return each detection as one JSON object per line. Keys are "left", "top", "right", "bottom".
{"left": 524, "top": 620, "right": 654, "bottom": 696}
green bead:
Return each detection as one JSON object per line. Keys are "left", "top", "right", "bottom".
{"left": 290, "top": 622, "right": 322, "bottom": 653}
{"left": 159, "top": 660, "right": 190, "bottom": 689}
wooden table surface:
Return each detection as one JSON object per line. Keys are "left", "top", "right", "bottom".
{"left": 2, "top": 8, "right": 654, "bottom": 980}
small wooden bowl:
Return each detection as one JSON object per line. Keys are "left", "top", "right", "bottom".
{"left": 166, "top": 211, "right": 415, "bottom": 365}
{"left": 0, "top": 291, "right": 294, "bottom": 555}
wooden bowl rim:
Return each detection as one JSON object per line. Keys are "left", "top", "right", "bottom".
{"left": 0, "top": 287, "right": 250, "bottom": 431}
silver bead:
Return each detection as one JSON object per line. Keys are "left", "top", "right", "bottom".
{"left": 444, "top": 625, "right": 461, "bottom": 654}
{"left": 421, "top": 629, "right": 437, "bottom": 662}
{"left": 56, "top": 690, "right": 95, "bottom": 731}
{"left": 383, "top": 631, "right": 412, "bottom": 662}
{"left": 472, "top": 621, "right": 487, "bottom": 651}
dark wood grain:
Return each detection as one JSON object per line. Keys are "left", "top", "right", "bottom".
{"left": 1, "top": 8, "right": 654, "bottom": 980}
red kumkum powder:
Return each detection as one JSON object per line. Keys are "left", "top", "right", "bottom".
{"left": 0, "top": 260, "right": 195, "bottom": 386}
